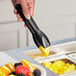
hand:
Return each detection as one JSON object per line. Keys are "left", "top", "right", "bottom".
{"left": 12, "top": 0, "right": 35, "bottom": 21}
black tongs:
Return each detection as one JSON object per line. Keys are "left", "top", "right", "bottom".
{"left": 15, "top": 4, "right": 51, "bottom": 57}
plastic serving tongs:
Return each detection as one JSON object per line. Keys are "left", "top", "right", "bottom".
{"left": 15, "top": 4, "right": 51, "bottom": 57}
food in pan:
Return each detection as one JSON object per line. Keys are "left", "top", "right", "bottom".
{"left": 26, "top": 51, "right": 56, "bottom": 59}
{"left": 0, "top": 59, "right": 41, "bottom": 76}
{"left": 42, "top": 60, "right": 76, "bottom": 75}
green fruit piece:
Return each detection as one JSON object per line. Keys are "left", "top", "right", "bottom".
{"left": 0, "top": 70, "right": 6, "bottom": 76}
{"left": 29, "top": 73, "right": 34, "bottom": 76}
{"left": 2, "top": 73, "right": 5, "bottom": 76}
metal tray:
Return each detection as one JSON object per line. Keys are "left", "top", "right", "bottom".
{"left": 40, "top": 55, "right": 76, "bottom": 76}
{"left": 23, "top": 41, "right": 76, "bottom": 61}
{"left": 60, "top": 71, "right": 76, "bottom": 76}
{"left": 23, "top": 48, "right": 56, "bottom": 60}
{"left": 23, "top": 41, "right": 76, "bottom": 76}
{"left": 0, "top": 52, "right": 46, "bottom": 76}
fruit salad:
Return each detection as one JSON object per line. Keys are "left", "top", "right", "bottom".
{"left": 0, "top": 59, "right": 41, "bottom": 76}
{"left": 42, "top": 60, "right": 76, "bottom": 75}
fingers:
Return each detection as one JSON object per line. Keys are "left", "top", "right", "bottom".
{"left": 12, "top": 0, "right": 22, "bottom": 21}
{"left": 27, "top": 0, "right": 35, "bottom": 16}
{"left": 18, "top": 18, "right": 23, "bottom": 21}
{"left": 18, "top": 0, "right": 30, "bottom": 19}
{"left": 14, "top": 9, "right": 23, "bottom": 21}
{"left": 11, "top": 0, "right": 18, "bottom": 8}
{"left": 24, "top": 24, "right": 27, "bottom": 27}
{"left": 12, "top": 0, "right": 35, "bottom": 21}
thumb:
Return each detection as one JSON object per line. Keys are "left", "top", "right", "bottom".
{"left": 19, "top": 0, "right": 30, "bottom": 19}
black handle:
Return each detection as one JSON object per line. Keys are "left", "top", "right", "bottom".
{"left": 15, "top": 4, "right": 51, "bottom": 49}
{"left": 15, "top": 4, "right": 39, "bottom": 34}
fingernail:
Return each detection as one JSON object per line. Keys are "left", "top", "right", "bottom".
{"left": 25, "top": 15, "right": 30, "bottom": 19}
{"left": 14, "top": 9, "right": 17, "bottom": 14}
{"left": 18, "top": 18, "right": 23, "bottom": 22}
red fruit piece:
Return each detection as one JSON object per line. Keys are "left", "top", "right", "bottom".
{"left": 16, "top": 65, "right": 30, "bottom": 75}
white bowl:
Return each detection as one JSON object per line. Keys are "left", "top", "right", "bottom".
{"left": 0, "top": 52, "right": 46, "bottom": 76}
